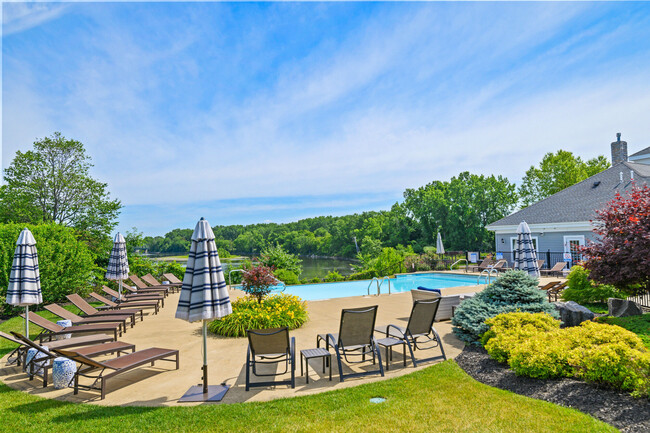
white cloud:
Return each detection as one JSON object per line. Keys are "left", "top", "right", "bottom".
{"left": 2, "top": 3, "right": 68, "bottom": 35}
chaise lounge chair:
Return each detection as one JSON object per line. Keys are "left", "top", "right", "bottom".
{"left": 9, "top": 332, "right": 135, "bottom": 388}
{"left": 89, "top": 292, "right": 160, "bottom": 315}
{"left": 245, "top": 327, "right": 295, "bottom": 391}
{"left": 127, "top": 275, "right": 171, "bottom": 296}
{"left": 20, "top": 313, "right": 121, "bottom": 342}
{"left": 44, "top": 304, "right": 131, "bottom": 333}
{"left": 468, "top": 259, "right": 495, "bottom": 273}
{"left": 316, "top": 305, "right": 384, "bottom": 382}
{"left": 102, "top": 285, "right": 164, "bottom": 308}
{"left": 53, "top": 347, "right": 179, "bottom": 399}
{"left": 538, "top": 281, "right": 561, "bottom": 291}
{"left": 375, "top": 298, "right": 447, "bottom": 370}
{"left": 547, "top": 282, "right": 567, "bottom": 302}
{"left": 66, "top": 293, "right": 143, "bottom": 323}
{"left": 409, "top": 289, "right": 475, "bottom": 321}
{"left": 142, "top": 273, "right": 181, "bottom": 293}
{"left": 541, "top": 262, "right": 567, "bottom": 277}
{"left": 163, "top": 273, "right": 183, "bottom": 287}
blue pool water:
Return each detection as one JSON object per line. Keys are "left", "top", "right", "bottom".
{"left": 263, "top": 273, "right": 478, "bottom": 301}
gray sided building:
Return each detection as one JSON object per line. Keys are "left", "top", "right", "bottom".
{"left": 486, "top": 135, "right": 650, "bottom": 269}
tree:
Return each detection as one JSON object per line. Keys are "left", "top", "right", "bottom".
{"left": 519, "top": 150, "right": 610, "bottom": 207}
{"left": 259, "top": 244, "right": 302, "bottom": 275}
{"left": 583, "top": 184, "right": 650, "bottom": 296}
{"left": 0, "top": 132, "right": 121, "bottom": 237}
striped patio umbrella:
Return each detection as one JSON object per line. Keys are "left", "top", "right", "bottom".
{"left": 106, "top": 233, "right": 129, "bottom": 297}
{"left": 436, "top": 232, "right": 445, "bottom": 255}
{"left": 513, "top": 221, "right": 540, "bottom": 278}
{"left": 7, "top": 228, "right": 42, "bottom": 337}
{"left": 176, "top": 217, "right": 232, "bottom": 402}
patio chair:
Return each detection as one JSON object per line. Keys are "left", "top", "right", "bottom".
{"left": 9, "top": 332, "right": 135, "bottom": 388}
{"left": 20, "top": 313, "right": 121, "bottom": 342}
{"left": 89, "top": 292, "right": 160, "bottom": 315}
{"left": 541, "top": 262, "right": 567, "bottom": 277}
{"left": 102, "top": 285, "right": 164, "bottom": 308}
{"left": 409, "top": 289, "right": 475, "bottom": 321}
{"left": 468, "top": 259, "right": 495, "bottom": 273}
{"left": 538, "top": 281, "right": 561, "bottom": 291}
{"left": 142, "top": 273, "right": 181, "bottom": 293}
{"left": 44, "top": 304, "right": 131, "bottom": 333}
{"left": 53, "top": 347, "right": 179, "bottom": 399}
{"left": 316, "top": 305, "right": 384, "bottom": 382}
{"left": 537, "top": 260, "right": 545, "bottom": 270}
{"left": 245, "top": 327, "right": 295, "bottom": 391}
{"left": 547, "top": 282, "right": 567, "bottom": 302}
{"left": 375, "top": 298, "right": 447, "bottom": 369}
{"left": 163, "top": 273, "right": 183, "bottom": 286}
{"left": 66, "top": 293, "right": 143, "bottom": 323}
{"left": 127, "top": 275, "right": 171, "bottom": 296}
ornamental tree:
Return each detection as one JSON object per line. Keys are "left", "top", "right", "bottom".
{"left": 242, "top": 265, "right": 278, "bottom": 303}
{"left": 583, "top": 184, "right": 650, "bottom": 296}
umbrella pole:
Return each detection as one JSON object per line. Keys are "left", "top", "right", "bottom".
{"left": 118, "top": 280, "right": 123, "bottom": 298}
{"left": 25, "top": 306, "right": 29, "bottom": 337}
{"left": 203, "top": 320, "right": 208, "bottom": 394}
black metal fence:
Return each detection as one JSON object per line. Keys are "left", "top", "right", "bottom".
{"left": 495, "top": 251, "right": 576, "bottom": 271}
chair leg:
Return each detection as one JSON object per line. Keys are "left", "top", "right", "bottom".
{"left": 245, "top": 350, "right": 251, "bottom": 391}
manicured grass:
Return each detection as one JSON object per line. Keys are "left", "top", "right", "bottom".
{"left": 0, "top": 311, "right": 617, "bottom": 433}
{"left": 597, "top": 313, "right": 650, "bottom": 349}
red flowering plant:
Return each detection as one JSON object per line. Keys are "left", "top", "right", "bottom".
{"left": 583, "top": 184, "right": 650, "bottom": 296}
{"left": 241, "top": 265, "right": 278, "bottom": 303}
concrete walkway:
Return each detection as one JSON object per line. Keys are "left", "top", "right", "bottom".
{"left": 0, "top": 275, "right": 562, "bottom": 406}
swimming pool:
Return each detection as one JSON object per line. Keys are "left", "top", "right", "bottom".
{"left": 263, "top": 272, "right": 478, "bottom": 301}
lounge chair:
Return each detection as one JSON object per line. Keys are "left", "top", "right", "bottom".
{"left": 468, "top": 259, "right": 495, "bottom": 273}
{"left": 491, "top": 260, "right": 508, "bottom": 272}
{"left": 142, "top": 273, "right": 181, "bottom": 293}
{"left": 409, "top": 289, "right": 475, "bottom": 321}
{"left": 0, "top": 331, "right": 113, "bottom": 368}
{"left": 316, "top": 305, "right": 384, "bottom": 382}
{"left": 537, "top": 260, "right": 545, "bottom": 270}
{"left": 44, "top": 304, "right": 131, "bottom": 333}
{"left": 547, "top": 282, "right": 567, "bottom": 302}
{"left": 375, "top": 298, "right": 446, "bottom": 369}
{"left": 9, "top": 332, "right": 135, "bottom": 388}
{"left": 89, "top": 292, "right": 160, "bottom": 315}
{"left": 127, "top": 275, "right": 171, "bottom": 296}
{"left": 102, "top": 285, "right": 164, "bottom": 308}
{"left": 538, "top": 281, "right": 561, "bottom": 291}
{"left": 245, "top": 327, "right": 295, "bottom": 391}
{"left": 66, "top": 293, "right": 143, "bottom": 323}
{"left": 163, "top": 273, "right": 183, "bottom": 287}
{"left": 20, "top": 313, "right": 121, "bottom": 342}
{"left": 53, "top": 347, "right": 179, "bottom": 399}
{"left": 541, "top": 262, "right": 567, "bottom": 277}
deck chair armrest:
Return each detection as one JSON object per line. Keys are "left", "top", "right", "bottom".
{"left": 386, "top": 324, "right": 407, "bottom": 339}
{"left": 326, "top": 333, "right": 338, "bottom": 349}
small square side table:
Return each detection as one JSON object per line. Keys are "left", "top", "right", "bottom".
{"left": 300, "top": 348, "right": 332, "bottom": 383}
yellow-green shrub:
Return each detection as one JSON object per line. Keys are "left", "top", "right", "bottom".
{"left": 483, "top": 312, "right": 650, "bottom": 397}
{"left": 208, "top": 294, "right": 308, "bottom": 337}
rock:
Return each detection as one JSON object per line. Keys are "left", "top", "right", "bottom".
{"left": 608, "top": 298, "right": 643, "bottom": 317}
{"left": 554, "top": 301, "right": 595, "bottom": 327}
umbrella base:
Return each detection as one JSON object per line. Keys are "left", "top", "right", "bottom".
{"left": 178, "top": 384, "right": 230, "bottom": 402}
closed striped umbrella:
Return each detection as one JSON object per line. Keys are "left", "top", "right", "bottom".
{"left": 7, "top": 228, "right": 42, "bottom": 336}
{"left": 436, "top": 232, "right": 445, "bottom": 255}
{"left": 176, "top": 217, "right": 231, "bottom": 401}
{"left": 513, "top": 221, "right": 540, "bottom": 277}
{"left": 106, "top": 233, "right": 129, "bottom": 297}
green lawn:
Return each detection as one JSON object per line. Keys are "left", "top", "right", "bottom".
{"left": 597, "top": 313, "right": 650, "bottom": 349}
{"left": 0, "top": 312, "right": 617, "bottom": 433}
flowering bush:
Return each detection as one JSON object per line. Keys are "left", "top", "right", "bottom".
{"left": 208, "top": 294, "right": 308, "bottom": 337}
{"left": 482, "top": 312, "right": 650, "bottom": 397}
{"left": 242, "top": 265, "right": 277, "bottom": 303}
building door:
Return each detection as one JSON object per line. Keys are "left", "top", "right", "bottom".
{"left": 563, "top": 236, "right": 585, "bottom": 264}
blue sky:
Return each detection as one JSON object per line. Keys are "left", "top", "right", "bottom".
{"left": 3, "top": 2, "right": 650, "bottom": 236}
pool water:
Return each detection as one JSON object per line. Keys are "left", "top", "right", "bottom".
{"left": 260, "top": 272, "right": 478, "bottom": 301}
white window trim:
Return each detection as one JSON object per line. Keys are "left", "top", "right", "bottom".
{"left": 563, "top": 235, "right": 585, "bottom": 251}
{"left": 510, "top": 236, "right": 539, "bottom": 253}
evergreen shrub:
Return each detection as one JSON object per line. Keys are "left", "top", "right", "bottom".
{"left": 562, "top": 265, "right": 622, "bottom": 304}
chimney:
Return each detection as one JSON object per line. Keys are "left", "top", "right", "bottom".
{"left": 611, "top": 132, "right": 628, "bottom": 165}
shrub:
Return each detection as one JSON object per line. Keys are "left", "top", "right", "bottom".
{"left": 483, "top": 312, "right": 650, "bottom": 397}
{"left": 309, "top": 277, "right": 322, "bottom": 284}
{"left": 273, "top": 268, "right": 300, "bottom": 285}
{"left": 451, "top": 270, "right": 558, "bottom": 344}
{"left": 323, "top": 271, "right": 345, "bottom": 283}
{"left": 562, "top": 265, "right": 621, "bottom": 304}
{"left": 0, "top": 223, "right": 98, "bottom": 316}
{"left": 348, "top": 269, "right": 377, "bottom": 281}
{"left": 241, "top": 265, "right": 277, "bottom": 303}
{"left": 208, "top": 294, "right": 308, "bottom": 337}
{"left": 259, "top": 244, "right": 302, "bottom": 275}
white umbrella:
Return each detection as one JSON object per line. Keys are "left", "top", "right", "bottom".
{"left": 7, "top": 228, "right": 42, "bottom": 337}
{"left": 176, "top": 217, "right": 232, "bottom": 402}
{"left": 105, "top": 233, "right": 129, "bottom": 297}
{"left": 436, "top": 232, "right": 445, "bottom": 255}
{"left": 513, "top": 221, "right": 540, "bottom": 277}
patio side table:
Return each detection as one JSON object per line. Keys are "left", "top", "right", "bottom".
{"left": 375, "top": 337, "right": 408, "bottom": 371}
{"left": 300, "top": 348, "right": 332, "bottom": 384}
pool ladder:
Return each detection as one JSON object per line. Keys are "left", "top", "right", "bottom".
{"left": 367, "top": 276, "right": 392, "bottom": 296}
{"left": 450, "top": 258, "right": 468, "bottom": 270}
{"left": 477, "top": 268, "right": 499, "bottom": 285}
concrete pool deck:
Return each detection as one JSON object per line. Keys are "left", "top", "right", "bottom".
{"left": 0, "top": 276, "right": 563, "bottom": 406}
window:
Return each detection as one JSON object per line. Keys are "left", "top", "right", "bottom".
{"left": 510, "top": 236, "right": 538, "bottom": 252}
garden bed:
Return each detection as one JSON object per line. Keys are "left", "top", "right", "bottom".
{"left": 456, "top": 345, "right": 650, "bottom": 433}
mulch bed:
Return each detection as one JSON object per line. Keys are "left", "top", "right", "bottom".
{"left": 455, "top": 345, "right": 650, "bottom": 433}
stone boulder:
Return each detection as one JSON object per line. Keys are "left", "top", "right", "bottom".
{"left": 554, "top": 301, "right": 595, "bottom": 327}
{"left": 608, "top": 298, "right": 643, "bottom": 317}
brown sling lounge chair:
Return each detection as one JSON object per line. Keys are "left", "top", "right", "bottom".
{"left": 469, "top": 259, "right": 495, "bottom": 273}
{"left": 44, "top": 304, "right": 131, "bottom": 333}
{"left": 316, "top": 305, "right": 384, "bottom": 382}
{"left": 375, "top": 299, "right": 446, "bottom": 370}
{"left": 547, "top": 282, "right": 567, "bottom": 302}
{"left": 538, "top": 281, "right": 561, "bottom": 291}
{"left": 21, "top": 313, "right": 121, "bottom": 342}
{"left": 66, "top": 293, "right": 143, "bottom": 323}
{"left": 142, "top": 273, "right": 181, "bottom": 293}
{"left": 89, "top": 292, "right": 159, "bottom": 315}
{"left": 541, "top": 262, "right": 567, "bottom": 277}
{"left": 53, "top": 347, "right": 179, "bottom": 399}
{"left": 127, "top": 275, "right": 171, "bottom": 296}
{"left": 102, "top": 285, "right": 164, "bottom": 308}
{"left": 163, "top": 273, "right": 183, "bottom": 286}
{"left": 10, "top": 332, "right": 135, "bottom": 388}
{"left": 245, "top": 327, "right": 295, "bottom": 391}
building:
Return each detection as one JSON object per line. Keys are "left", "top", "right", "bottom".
{"left": 486, "top": 134, "right": 649, "bottom": 268}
